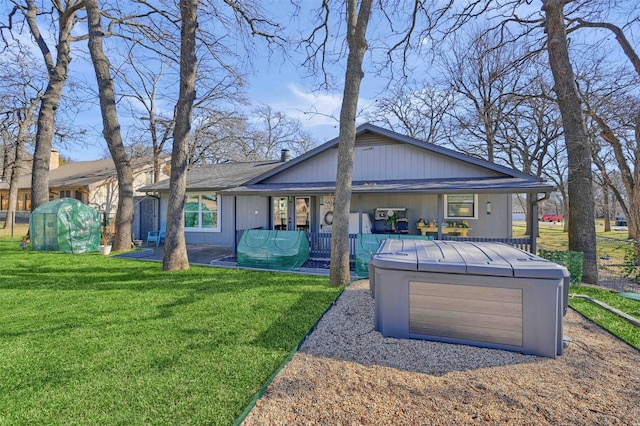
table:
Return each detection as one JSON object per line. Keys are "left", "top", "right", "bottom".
{"left": 417, "top": 227, "right": 471, "bottom": 237}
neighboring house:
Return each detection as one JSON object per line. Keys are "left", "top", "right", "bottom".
{"left": 140, "top": 123, "right": 556, "bottom": 255}
{"left": 0, "top": 149, "right": 170, "bottom": 239}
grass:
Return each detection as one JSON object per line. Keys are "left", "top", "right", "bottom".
{"left": 568, "top": 285, "right": 640, "bottom": 350}
{"left": 0, "top": 222, "right": 29, "bottom": 238}
{"left": 516, "top": 223, "right": 639, "bottom": 350}
{"left": 512, "top": 221, "right": 632, "bottom": 252}
{"left": 1, "top": 221, "right": 637, "bottom": 423}
{"left": 0, "top": 238, "right": 343, "bottom": 425}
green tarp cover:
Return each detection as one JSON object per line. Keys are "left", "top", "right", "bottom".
{"left": 29, "top": 198, "right": 101, "bottom": 253}
{"left": 355, "top": 233, "right": 434, "bottom": 277}
{"left": 237, "top": 230, "right": 310, "bottom": 271}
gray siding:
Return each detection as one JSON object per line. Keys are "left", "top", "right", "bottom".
{"left": 349, "top": 193, "right": 512, "bottom": 238}
{"left": 235, "top": 196, "right": 270, "bottom": 230}
{"left": 158, "top": 194, "right": 236, "bottom": 246}
{"left": 267, "top": 136, "right": 500, "bottom": 184}
{"left": 159, "top": 195, "right": 271, "bottom": 247}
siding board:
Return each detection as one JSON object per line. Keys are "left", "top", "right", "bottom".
{"left": 409, "top": 281, "right": 523, "bottom": 346}
{"left": 266, "top": 137, "right": 500, "bottom": 184}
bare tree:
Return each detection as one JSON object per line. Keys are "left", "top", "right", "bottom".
{"left": 188, "top": 113, "right": 250, "bottom": 164}
{"left": 162, "top": 0, "right": 197, "bottom": 270}
{"left": 366, "top": 83, "right": 454, "bottom": 144}
{"left": 495, "top": 72, "right": 564, "bottom": 235}
{"left": 3, "top": 0, "right": 85, "bottom": 211}
{"left": 439, "top": 25, "right": 535, "bottom": 163}
{"left": 159, "top": 0, "right": 282, "bottom": 270}
{"left": 115, "top": 47, "right": 176, "bottom": 183}
{"left": 0, "top": 44, "right": 44, "bottom": 228}
{"left": 572, "top": 20, "right": 640, "bottom": 241}
{"left": 250, "top": 104, "right": 316, "bottom": 158}
{"left": 327, "top": 0, "right": 374, "bottom": 285}
{"left": 541, "top": 0, "right": 598, "bottom": 283}
{"left": 85, "top": 0, "right": 135, "bottom": 251}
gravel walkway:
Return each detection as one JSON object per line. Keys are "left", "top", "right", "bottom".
{"left": 242, "top": 280, "right": 640, "bottom": 425}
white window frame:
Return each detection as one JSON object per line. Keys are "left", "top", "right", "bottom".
{"left": 444, "top": 194, "right": 478, "bottom": 219}
{"left": 184, "top": 193, "right": 221, "bottom": 232}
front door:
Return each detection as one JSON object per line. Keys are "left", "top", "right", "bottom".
{"left": 295, "top": 197, "right": 310, "bottom": 231}
{"left": 319, "top": 195, "right": 334, "bottom": 233}
{"left": 273, "top": 197, "right": 288, "bottom": 230}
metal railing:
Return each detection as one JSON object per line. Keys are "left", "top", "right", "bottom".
{"left": 442, "top": 236, "right": 532, "bottom": 253}
{"left": 235, "top": 229, "right": 533, "bottom": 259}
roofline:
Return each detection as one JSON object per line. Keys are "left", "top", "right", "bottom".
{"left": 220, "top": 177, "right": 557, "bottom": 196}
{"left": 244, "top": 123, "right": 545, "bottom": 184}
{"left": 222, "top": 187, "right": 555, "bottom": 196}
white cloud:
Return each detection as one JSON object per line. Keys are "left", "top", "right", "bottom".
{"left": 263, "top": 83, "right": 375, "bottom": 141}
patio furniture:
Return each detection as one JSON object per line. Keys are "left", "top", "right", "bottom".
{"left": 146, "top": 221, "right": 166, "bottom": 247}
{"left": 418, "top": 227, "right": 471, "bottom": 237}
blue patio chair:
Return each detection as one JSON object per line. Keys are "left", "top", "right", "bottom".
{"left": 147, "top": 221, "right": 166, "bottom": 247}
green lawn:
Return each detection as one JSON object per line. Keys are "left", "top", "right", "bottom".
{"left": 568, "top": 285, "right": 640, "bottom": 350}
{"left": 0, "top": 239, "right": 343, "bottom": 425}
{"left": 514, "top": 223, "right": 639, "bottom": 351}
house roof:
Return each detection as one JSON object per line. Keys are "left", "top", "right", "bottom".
{"left": 138, "top": 160, "right": 284, "bottom": 192}
{"left": 222, "top": 176, "right": 555, "bottom": 196}
{"left": 139, "top": 123, "right": 556, "bottom": 195}
{"left": 244, "top": 123, "right": 542, "bottom": 185}
{"left": 0, "top": 157, "right": 161, "bottom": 191}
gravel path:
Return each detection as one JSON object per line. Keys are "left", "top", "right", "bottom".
{"left": 242, "top": 280, "right": 640, "bottom": 425}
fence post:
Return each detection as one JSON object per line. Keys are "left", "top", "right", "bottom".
{"left": 11, "top": 210, "right": 15, "bottom": 238}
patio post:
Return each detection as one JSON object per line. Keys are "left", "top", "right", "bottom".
{"left": 437, "top": 194, "right": 444, "bottom": 240}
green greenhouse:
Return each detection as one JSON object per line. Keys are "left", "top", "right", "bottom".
{"left": 29, "top": 198, "right": 101, "bottom": 253}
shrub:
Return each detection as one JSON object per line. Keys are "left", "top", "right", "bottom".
{"left": 538, "top": 249, "right": 583, "bottom": 284}
{"left": 621, "top": 242, "right": 640, "bottom": 283}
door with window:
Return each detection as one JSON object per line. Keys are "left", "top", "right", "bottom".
{"left": 319, "top": 195, "right": 334, "bottom": 233}
{"left": 273, "top": 197, "right": 288, "bottom": 230}
{"left": 295, "top": 197, "right": 310, "bottom": 231}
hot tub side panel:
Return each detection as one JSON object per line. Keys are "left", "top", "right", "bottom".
{"left": 409, "top": 281, "right": 523, "bottom": 347}
{"left": 373, "top": 268, "right": 562, "bottom": 358}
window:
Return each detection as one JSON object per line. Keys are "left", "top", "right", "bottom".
{"left": 185, "top": 193, "right": 219, "bottom": 231}
{"left": 444, "top": 194, "right": 477, "bottom": 219}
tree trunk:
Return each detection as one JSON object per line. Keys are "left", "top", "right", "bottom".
{"left": 602, "top": 174, "right": 611, "bottom": 232}
{"left": 163, "top": 0, "right": 198, "bottom": 271}
{"left": 329, "top": 0, "right": 373, "bottom": 286}
{"left": 25, "top": 0, "right": 83, "bottom": 210}
{"left": 5, "top": 97, "right": 38, "bottom": 229}
{"left": 543, "top": 0, "right": 598, "bottom": 284}
{"left": 86, "top": 0, "right": 134, "bottom": 251}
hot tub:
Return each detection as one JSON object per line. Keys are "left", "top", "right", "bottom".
{"left": 369, "top": 239, "right": 570, "bottom": 358}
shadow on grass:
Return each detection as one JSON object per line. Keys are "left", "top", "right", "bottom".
{"left": 0, "top": 255, "right": 321, "bottom": 293}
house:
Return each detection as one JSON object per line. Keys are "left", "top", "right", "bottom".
{"left": 0, "top": 149, "right": 170, "bottom": 239}
{"left": 140, "top": 124, "right": 556, "bottom": 256}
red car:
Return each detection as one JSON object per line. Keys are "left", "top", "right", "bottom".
{"left": 541, "top": 214, "right": 563, "bottom": 222}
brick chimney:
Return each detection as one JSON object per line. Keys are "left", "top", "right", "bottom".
{"left": 50, "top": 149, "right": 60, "bottom": 170}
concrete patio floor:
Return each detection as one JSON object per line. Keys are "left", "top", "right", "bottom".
{"left": 116, "top": 244, "right": 349, "bottom": 277}
{"left": 116, "top": 244, "right": 234, "bottom": 265}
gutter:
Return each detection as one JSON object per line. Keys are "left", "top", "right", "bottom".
{"left": 530, "top": 192, "right": 551, "bottom": 254}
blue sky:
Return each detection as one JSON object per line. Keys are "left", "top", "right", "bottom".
{"left": 63, "top": 64, "right": 379, "bottom": 162}
{"left": 56, "top": 2, "right": 389, "bottom": 162}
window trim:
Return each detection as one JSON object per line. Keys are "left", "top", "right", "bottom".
{"left": 184, "top": 193, "right": 221, "bottom": 232}
{"left": 444, "top": 194, "right": 478, "bottom": 219}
